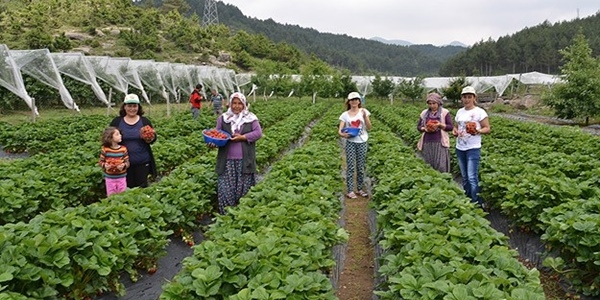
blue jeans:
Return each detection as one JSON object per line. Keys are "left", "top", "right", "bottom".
{"left": 456, "top": 148, "right": 483, "bottom": 206}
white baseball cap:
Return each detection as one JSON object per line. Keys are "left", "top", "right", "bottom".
{"left": 461, "top": 86, "right": 477, "bottom": 96}
{"left": 124, "top": 94, "right": 140, "bottom": 104}
{"left": 347, "top": 92, "right": 361, "bottom": 100}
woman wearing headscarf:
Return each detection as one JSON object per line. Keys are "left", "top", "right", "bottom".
{"left": 212, "top": 92, "right": 262, "bottom": 214}
{"left": 416, "top": 92, "right": 453, "bottom": 173}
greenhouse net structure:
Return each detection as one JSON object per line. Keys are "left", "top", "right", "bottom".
{"left": 0, "top": 44, "right": 245, "bottom": 118}
{"left": 0, "top": 44, "right": 563, "bottom": 118}
{"left": 0, "top": 44, "right": 36, "bottom": 115}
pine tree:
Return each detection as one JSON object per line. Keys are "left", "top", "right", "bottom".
{"left": 543, "top": 29, "right": 600, "bottom": 125}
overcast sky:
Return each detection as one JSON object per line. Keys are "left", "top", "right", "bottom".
{"left": 220, "top": 0, "right": 599, "bottom": 46}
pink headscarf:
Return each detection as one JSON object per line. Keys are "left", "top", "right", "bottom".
{"left": 426, "top": 93, "right": 443, "bottom": 105}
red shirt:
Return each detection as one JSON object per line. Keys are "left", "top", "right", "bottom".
{"left": 190, "top": 90, "right": 202, "bottom": 109}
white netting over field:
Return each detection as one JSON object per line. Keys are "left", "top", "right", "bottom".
{"left": 51, "top": 52, "right": 108, "bottom": 104}
{"left": 0, "top": 44, "right": 565, "bottom": 115}
{"left": 129, "top": 60, "right": 169, "bottom": 102}
{"left": 10, "top": 49, "right": 78, "bottom": 111}
{"left": 0, "top": 45, "right": 35, "bottom": 113}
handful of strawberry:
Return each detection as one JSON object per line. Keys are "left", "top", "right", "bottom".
{"left": 140, "top": 125, "right": 155, "bottom": 141}
{"left": 203, "top": 129, "right": 229, "bottom": 140}
{"left": 425, "top": 120, "right": 439, "bottom": 132}
{"left": 104, "top": 159, "right": 121, "bottom": 173}
{"left": 465, "top": 121, "right": 478, "bottom": 135}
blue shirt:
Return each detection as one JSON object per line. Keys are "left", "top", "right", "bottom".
{"left": 119, "top": 119, "right": 151, "bottom": 165}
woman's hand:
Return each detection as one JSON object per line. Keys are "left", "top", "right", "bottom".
{"left": 230, "top": 133, "right": 247, "bottom": 142}
{"left": 339, "top": 131, "right": 350, "bottom": 138}
{"left": 207, "top": 142, "right": 217, "bottom": 149}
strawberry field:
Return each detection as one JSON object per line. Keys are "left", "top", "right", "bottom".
{"left": 0, "top": 99, "right": 598, "bottom": 299}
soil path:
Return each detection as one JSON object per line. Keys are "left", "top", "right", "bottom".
{"left": 336, "top": 195, "right": 374, "bottom": 300}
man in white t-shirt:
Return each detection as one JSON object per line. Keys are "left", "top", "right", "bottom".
{"left": 452, "top": 86, "right": 491, "bottom": 208}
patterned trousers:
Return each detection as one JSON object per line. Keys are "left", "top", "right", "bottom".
{"left": 345, "top": 141, "right": 368, "bottom": 192}
{"left": 217, "top": 159, "right": 256, "bottom": 214}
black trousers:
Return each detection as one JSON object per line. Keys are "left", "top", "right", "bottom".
{"left": 127, "top": 163, "right": 151, "bottom": 188}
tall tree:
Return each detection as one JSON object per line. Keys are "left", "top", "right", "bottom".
{"left": 543, "top": 30, "right": 600, "bottom": 125}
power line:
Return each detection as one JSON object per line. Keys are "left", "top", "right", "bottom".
{"left": 202, "top": 0, "right": 218, "bottom": 26}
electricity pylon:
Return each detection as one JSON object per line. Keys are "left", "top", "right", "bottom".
{"left": 202, "top": 0, "right": 219, "bottom": 26}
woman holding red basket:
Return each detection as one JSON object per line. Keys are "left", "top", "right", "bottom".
{"left": 209, "top": 92, "right": 262, "bottom": 214}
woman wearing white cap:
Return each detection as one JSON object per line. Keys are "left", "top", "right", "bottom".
{"left": 109, "top": 94, "right": 157, "bottom": 188}
{"left": 452, "top": 86, "right": 490, "bottom": 208}
{"left": 338, "top": 91, "right": 372, "bottom": 199}
{"left": 211, "top": 92, "right": 262, "bottom": 214}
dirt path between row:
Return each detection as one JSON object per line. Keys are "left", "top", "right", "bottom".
{"left": 336, "top": 195, "right": 374, "bottom": 300}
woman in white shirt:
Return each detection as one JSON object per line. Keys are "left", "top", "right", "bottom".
{"left": 338, "top": 92, "right": 372, "bottom": 199}
{"left": 452, "top": 86, "right": 491, "bottom": 208}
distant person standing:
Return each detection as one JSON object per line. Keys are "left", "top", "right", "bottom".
{"left": 189, "top": 84, "right": 203, "bottom": 120}
{"left": 209, "top": 88, "right": 226, "bottom": 115}
{"left": 452, "top": 86, "right": 491, "bottom": 208}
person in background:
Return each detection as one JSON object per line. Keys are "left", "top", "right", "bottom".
{"left": 210, "top": 92, "right": 262, "bottom": 214}
{"left": 452, "top": 86, "right": 491, "bottom": 208}
{"left": 338, "top": 91, "right": 372, "bottom": 199}
{"left": 209, "top": 88, "right": 227, "bottom": 115}
{"left": 99, "top": 126, "right": 129, "bottom": 196}
{"left": 110, "top": 94, "right": 157, "bottom": 188}
{"left": 416, "top": 92, "right": 453, "bottom": 173}
{"left": 190, "top": 83, "right": 203, "bottom": 119}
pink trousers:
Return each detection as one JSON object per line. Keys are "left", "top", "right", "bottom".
{"left": 105, "top": 177, "right": 127, "bottom": 196}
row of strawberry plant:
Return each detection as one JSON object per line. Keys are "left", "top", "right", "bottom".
{"left": 370, "top": 102, "right": 600, "bottom": 296}
{"left": 479, "top": 120, "right": 600, "bottom": 295}
{"left": 367, "top": 122, "right": 545, "bottom": 300}
{"left": 0, "top": 113, "right": 214, "bottom": 225}
{"left": 0, "top": 100, "right": 308, "bottom": 225}
{"left": 0, "top": 99, "right": 300, "bottom": 159}
{"left": 0, "top": 100, "right": 331, "bottom": 299}
{"left": 0, "top": 115, "right": 109, "bottom": 154}
{"left": 160, "top": 104, "right": 347, "bottom": 299}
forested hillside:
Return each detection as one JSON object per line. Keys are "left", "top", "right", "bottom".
{"left": 2, "top": 0, "right": 599, "bottom": 79}
{"left": 440, "top": 12, "right": 600, "bottom": 76}
{"left": 185, "top": 0, "right": 465, "bottom": 76}
{"left": 0, "top": 0, "right": 317, "bottom": 75}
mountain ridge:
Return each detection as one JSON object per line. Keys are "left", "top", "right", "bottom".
{"left": 369, "top": 36, "right": 468, "bottom": 48}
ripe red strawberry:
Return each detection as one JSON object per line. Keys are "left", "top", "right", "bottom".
{"left": 204, "top": 129, "right": 228, "bottom": 139}
{"left": 426, "top": 120, "right": 438, "bottom": 131}
{"left": 140, "top": 125, "right": 155, "bottom": 140}
{"left": 465, "top": 122, "right": 477, "bottom": 135}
